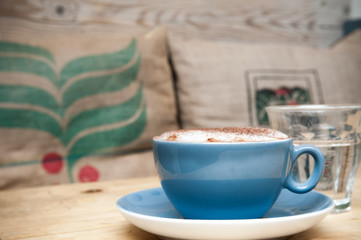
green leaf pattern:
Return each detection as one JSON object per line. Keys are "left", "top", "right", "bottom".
{"left": 0, "top": 40, "right": 146, "bottom": 181}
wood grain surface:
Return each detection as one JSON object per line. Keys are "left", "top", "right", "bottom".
{"left": 0, "top": 0, "right": 350, "bottom": 47}
{"left": 0, "top": 177, "right": 161, "bottom": 240}
{"left": 0, "top": 168, "right": 361, "bottom": 240}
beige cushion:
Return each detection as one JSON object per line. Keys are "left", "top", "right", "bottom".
{"left": 169, "top": 31, "right": 361, "bottom": 128}
{"left": 0, "top": 20, "right": 177, "bottom": 188}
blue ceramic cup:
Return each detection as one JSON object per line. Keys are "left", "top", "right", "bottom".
{"left": 152, "top": 128, "right": 325, "bottom": 220}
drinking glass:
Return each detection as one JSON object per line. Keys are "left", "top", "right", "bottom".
{"left": 266, "top": 104, "right": 361, "bottom": 213}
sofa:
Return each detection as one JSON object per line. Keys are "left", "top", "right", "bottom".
{"left": 0, "top": 0, "right": 360, "bottom": 189}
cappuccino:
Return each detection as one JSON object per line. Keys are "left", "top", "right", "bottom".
{"left": 154, "top": 127, "right": 289, "bottom": 143}
{"left": 152, "top": 127, "right": 324, "bottom": 219}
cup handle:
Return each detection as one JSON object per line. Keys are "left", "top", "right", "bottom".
{"left": 285, "top": 145, "right": 325, "bottom": 193}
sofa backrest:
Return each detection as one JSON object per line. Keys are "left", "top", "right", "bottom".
{"left": 0, "top": 0, "right": 349, "bottom": 47}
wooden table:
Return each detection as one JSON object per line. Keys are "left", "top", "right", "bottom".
{"left": 1, "top": 170, "right": 361, "bottom": 240}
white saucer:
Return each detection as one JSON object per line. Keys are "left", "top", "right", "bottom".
{"left": 116, "top": 188, "right": 334, "bottom": 240}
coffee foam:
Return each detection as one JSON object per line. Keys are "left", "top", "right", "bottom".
{"left": 154, "top": 127, "right": 289, "bottom": 143}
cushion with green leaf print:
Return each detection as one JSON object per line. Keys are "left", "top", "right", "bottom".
{"left": 0, "top": 24, "right": 178, "bottom": 189}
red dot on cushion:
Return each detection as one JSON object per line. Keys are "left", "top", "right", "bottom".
{"left": 275, "top": 88, "right": 291, "bottom": 96}
{"left": 78, "top": 165, "right": 99, "bottom": 183}
{"left": 288, "top": 101, "right": 299, "bottom": 105}
{"left": 42, "top": 152, "right": 63, "bottom": 174}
